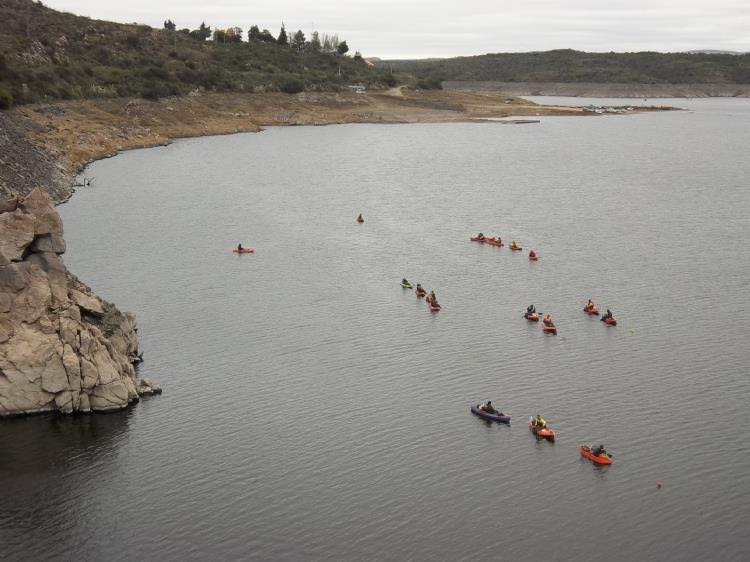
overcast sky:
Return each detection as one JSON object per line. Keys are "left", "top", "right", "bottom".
{"left": 42, "top": 0, "right": 750, "bottom": 59}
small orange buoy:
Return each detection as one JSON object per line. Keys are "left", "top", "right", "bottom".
{"left": 656, "top": 481, "right": 663, "bottom": 488}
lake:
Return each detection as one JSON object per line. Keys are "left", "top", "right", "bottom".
{"left": 3, "top": 98, "right": 750, "bottom": 560}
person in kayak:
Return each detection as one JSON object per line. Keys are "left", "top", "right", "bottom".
{"left": 415, "top": 283, "right": 425, "bottom": 295}
{"left": 592, "top": 444, "right": 608, "bottom": 457}
{"left": 526, "top": 304, "right": 536, "bottom": 315}
{"left": 511, "top": 240, "right": 518, "bottom": 247}
{"left": 534, "top": 414, "right": 547, "bottom": 429}
{"left": 479, "top": 401, "right": 497, "bottom": 414}
{"left": 529, "top": 249, "right": 536, "bottom": 258}
{"left": 477, "top": 232, "right": 485, "bottom": 240}
{"left": 586, "top": 299, "right": 595, "bottom": 311}
{"left": 543, "top": 314, "right": 554, "bottom": 326}
{"left": 237, "top": 243, "right": 243, "bottom": 252}
{"left": 402, "top": 278, "right": 410, "bottom": 286}
{"left": 357, "top": 213, "right": 364, "bottom": 222}
{"left": 603, "top": 309, "right": 613, "bottom": 319}
{"left": 428, "top": 290, "right": 437, "bottom": 304}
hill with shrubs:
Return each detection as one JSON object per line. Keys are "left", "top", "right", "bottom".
{"left": 0, "top": 0, "right": 398, "bottom": 109}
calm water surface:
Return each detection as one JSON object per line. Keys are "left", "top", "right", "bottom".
{"left": 3, "top": 98, "right": 750, "bottom": 560}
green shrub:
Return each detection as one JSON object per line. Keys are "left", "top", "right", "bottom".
{"left": 279, "top": 77, "right": 304, "bottom": 94}
{"left": 0, "top": 85, "right": 13, "bottom": 109}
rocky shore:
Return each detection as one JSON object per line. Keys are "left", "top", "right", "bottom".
{"left": 0, "top": 188, "right": 160, "bottom": 417}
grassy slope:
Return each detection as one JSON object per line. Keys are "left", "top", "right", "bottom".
{"left": 0, "top": 0, "right": 397, "bottom": 107}
{"left": 384, "top": 49, "right": 750, "bottom": 84}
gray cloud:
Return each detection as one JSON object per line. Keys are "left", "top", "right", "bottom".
{"left": 43, "top": 0, "right": 750, "bottom": 58}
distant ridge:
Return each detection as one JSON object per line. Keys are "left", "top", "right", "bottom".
{"left": 381, "top": 49, "right": 750, "bottom": 85}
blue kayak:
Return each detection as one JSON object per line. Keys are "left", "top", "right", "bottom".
{"left": 471, "top": 405, "right": 511, "bottom": 424}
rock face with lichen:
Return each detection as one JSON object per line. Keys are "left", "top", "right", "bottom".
{"left": 0, "top": 188, "right": 154, "bottom": 416}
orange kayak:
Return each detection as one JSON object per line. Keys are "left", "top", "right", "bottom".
{"left": 529, "top": 422, "right": 555, "bottom": 441}
{"left": 542, "top": 323, "right": 557, "bottom": 334}
{"left": 580, "top": 445, "right": 612, "bottom": 465}
{"left": 233, "top": 248, "right": 255, "bottom": 254}
{"left": 470, "top": 236, "right": 486, "bottom": 243}
{"left": 524, "top": 312, "right": 539, "bottom": 322}
{"left": 430, "top": 303, "right": 441, "bottom": 312}
{"left": 415, "top": 289, "right": 426, "bottom": 298}
{"left": 485, "top": 237, "right": 504, "bottom": 247}
{"left": 601, "top": 316, "right": 617, "bottom": 326}
{"left": 584, "top": 306, "right": 600, "bottom": 315}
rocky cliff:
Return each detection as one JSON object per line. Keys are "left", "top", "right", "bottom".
{"left": 0, "top": 188, "right": 157, "bottom": 416}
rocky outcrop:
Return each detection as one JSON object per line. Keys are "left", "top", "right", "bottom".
{"left": 0, "top": 188, "right": 157, "bottom": 417}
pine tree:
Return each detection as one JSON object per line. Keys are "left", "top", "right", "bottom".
{"left": 277, "top": 23, "right": 288, "bottom": 46}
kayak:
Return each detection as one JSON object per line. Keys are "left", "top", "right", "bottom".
{"left": 528, "top": 422, "right": 556, "bottom": 441}
{"left": 430, "top": 303, "right": 442, "bottom": 312}
{"left": 510, "top": 245, "right": 523, "bottom": 251}
{"left": 470, "top": 236, "right": 486, "bottom": 243}
{"left": 233, "top": 248, "right": 255, "bottom": 254}
{"left": 601, "top": 316, "right": 617, "bottom": 326}
{"left": 528, "top": 253, "right": 538, "bottom": 261}
{"left": 580, "top": 445, "right": 613, "bottom": 465}
{"left": 415, "top": 289, "right": 426, "bottom": 298}
{"left": 485, "top": 237, "right": 504, "bottom": 247}
{"left": 357, "top": 216, "right": 364, "bottom": 223}
{"left": 584, "top": 306, "right": 600, "bottom": 315}
{"left": 524, "top": 312, "right": 539, "bottom": 322}
{"left": 542, "top": 323, "right": 557, "bottom": 334}
{"left": 401, "top": 282, "right": 413, "bottom": 289}
{"left": 471, "top": 405, "right": 511, "bottom": 424}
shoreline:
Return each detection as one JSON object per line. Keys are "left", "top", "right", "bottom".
{"left": 1, "top": 88, "right": 677, "bottom": 204}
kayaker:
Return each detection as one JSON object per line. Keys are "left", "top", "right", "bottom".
{"left": 592, "top": 444, "right": 607, "bottom": 457}
{"left": 529, "top": 250, "right": 536, "bottom": 258}
{"left": 402, "top": 278, "right": 410, "bottom": 286}
{"left": 479, "top": 401, "right": 497, "bottom": 414}
{"left": 586, "top": 299, "right": 595, "bottom": 311}
{"left": 534, "top": 414, "right": 547, "bottom": 429}
{"left": 237, "top": 243, "right": 243, "bottom": 252}
{"left": 428, "top": 290, "right": 437, "bottom": 304}
{"left": 477, "top": 232, "right": 485, "bottom": 240}
{"left": 416, "top": 283, "right": 424, "bottom": 292}
{"left": 543, "top": 314, "right": 554, "bottom": 326}
{"left": 526, "top": 304, "right": 536, "bottom": 315}
{"left": 357, "top": 213, "right": 364, "bottom": 222}
{"left": 603, "top": 309, "right": 613, "bottom": 319}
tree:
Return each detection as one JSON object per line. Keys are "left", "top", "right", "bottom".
{"left": 337, "top": 41, "right": 349, "bottom": 56}
{"left": 248, "top": 25, "right": 261, "bottom": 42}
{"left": 259, "top": 29, "right": 275, "bottom": 42}
{"left": 291, "top": 30, "right": 306, "bottom": 52}
{"left": 226, "top": 27, "right": 243, "bottom": 43}
{"left": 190, "top": 22, "right": 211, "bottom": 41}
{"left": 308, "top": 31, "right": 321, "bottom": 53}
{"left": 163, "top": 19, "right": 176, "bottom": 31}
{"left": 277, "top": 23, "right": 288, "bottom": 46}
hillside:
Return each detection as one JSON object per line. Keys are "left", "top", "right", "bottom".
{"left": 383, "top": 49, "right": 750, "bottom": 86}
{"left": 0, "top": 0, "right": 398, "bottom": 108}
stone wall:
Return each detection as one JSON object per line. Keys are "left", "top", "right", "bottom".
{"left": 0, "top": 188, "right": 155, "bottom": 416}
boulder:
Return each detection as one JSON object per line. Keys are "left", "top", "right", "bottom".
{"left": 18, "top": 188, "right": 63, "bottom": 236}
{"left": 0, "top": 211, "right": 35, "bottom": 262}
{"left": 70, "top": 289, "right": 104, "bottom": 316}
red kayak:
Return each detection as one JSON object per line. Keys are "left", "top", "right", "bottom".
{"left": 528, "top": 252, "right": 538, "bottom": 261}
{"left": 485, "top": 237, "right": 504, "bottom": 247}
{"left": 415, "top": 290, "right": 426, "bottom": 298}
{"left": 509, "top": 245, "right": 523, "bottom": 251}
{"left": 584, "top": 306, "right": 600, "bottom": 315}
{"left": 580, "top": 445, "right": 613, "bottom": 465}
{"left": 470, "top": 236, "right": 486, "bottom": 243}
{"left": 430, "top": 303, "right": 441, "bottom": 312}
{"left": 529, "top": 422, "right": 555, "bottom": 441}
{"left": 524, "top": 312, "right": 539, "bottom": 322}
{"left": 542, "top": 323, "right": 557, "bottom": 334}
{"left": 233, "top": 248, "right": 255, "bottom": 254}
{"left": 601, "top": 316, "right": 617, "bottom": 326}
